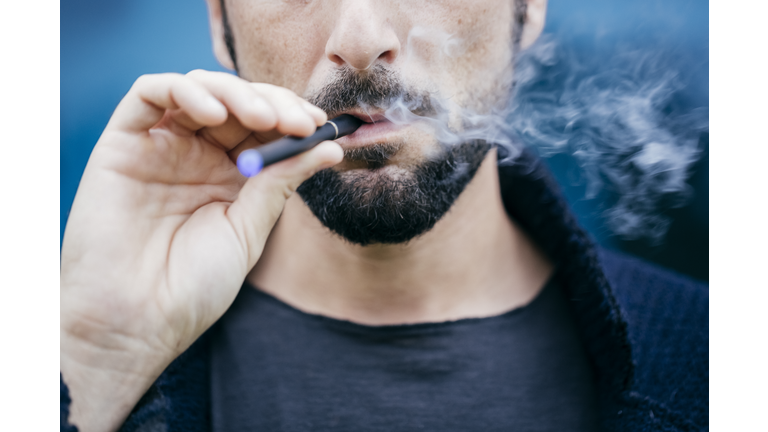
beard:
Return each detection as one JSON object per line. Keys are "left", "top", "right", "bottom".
{"left": 297, "top": 65, "right": 492, "bottom": 246}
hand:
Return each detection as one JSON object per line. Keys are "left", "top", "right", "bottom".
{"left": 60, "top": 70, "right": 342, "bottom": 432}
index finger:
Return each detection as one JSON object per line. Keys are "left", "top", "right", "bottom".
{"left": 106, "top": 73, "right": 228, "bottom": 134}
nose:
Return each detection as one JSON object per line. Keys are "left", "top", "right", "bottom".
{"left": 325, "top": 1, "right": 401, "bottom": 71}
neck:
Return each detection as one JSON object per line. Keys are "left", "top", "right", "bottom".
{"left": 248, "top": 149, "right": 553, "bottom": 325}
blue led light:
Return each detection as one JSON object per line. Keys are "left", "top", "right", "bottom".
{"left": 236, "top": 149, "right": 264, "bottom": 177}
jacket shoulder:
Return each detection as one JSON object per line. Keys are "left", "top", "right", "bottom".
{"left": 597, "top": 247, "right": 708, "bottom": 429}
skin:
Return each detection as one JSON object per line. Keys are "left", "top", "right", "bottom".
{"left": 60, "top": 0, "right": 548, "bottom": 430}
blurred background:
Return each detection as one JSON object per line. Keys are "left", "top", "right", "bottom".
{"left": 61, "top": 0, "right": 709, "bottom": 282}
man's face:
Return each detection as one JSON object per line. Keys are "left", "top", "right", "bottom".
{"left": 216, "top": 0, "right": 530, "bottom": 245}
{"left": 229, "top": 2, "right": 513, "bottom": 101}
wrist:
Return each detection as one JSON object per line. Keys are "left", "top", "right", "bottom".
{"left": 60, "top": 320, "right": 173, "bottom": 432}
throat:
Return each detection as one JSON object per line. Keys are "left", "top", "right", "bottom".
{"left": 248, "top": 151, "right": 553, "bottom": 325}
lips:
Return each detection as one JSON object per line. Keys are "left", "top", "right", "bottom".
{"left": 345, "top": 111, "right": 387, "bottom": 123}
{"left": 335, "top": 110, "right": 403, "bottom": 147}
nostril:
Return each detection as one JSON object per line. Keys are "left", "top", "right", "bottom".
{"left": 378, "top": 50, "right": 396, "bottom": 63}
{"left": 328, "top": 53, "right": 345, "bottom": 66}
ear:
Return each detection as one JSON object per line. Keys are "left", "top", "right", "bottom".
{"left": 205, "top": 0, "right": 236, "bottom": 71}
{"left": 519, "top": 0, "right": 548, "bottom": 50}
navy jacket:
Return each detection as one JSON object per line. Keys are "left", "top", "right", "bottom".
{"left": 61, "top": 150, "right": 709, "bottom": 431}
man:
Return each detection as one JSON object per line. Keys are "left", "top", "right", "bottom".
{"left": 60, "top": 0, "right": 708, "bottom": 431}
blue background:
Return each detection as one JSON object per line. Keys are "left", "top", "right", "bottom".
{"left": 61, "top": 0, "right": 709, "bottom": 281}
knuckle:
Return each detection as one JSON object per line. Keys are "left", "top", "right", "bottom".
{"left": 187, "top": 70, "right": 226, "bottom": 87}
{"left": 279, "top": 178, "right": 299, "bottom": 200}
{"left": 188, "top": 70, "right": 247, "bottom": 93}
{"left": 252, "top": 82, "right": 277, "bottom": 92}
{"left": 279, "top": 89, "right": 300, "bottom": 102}
{"left": 132, "top": 73, "right": 181, "bottom": 91}
{"left": 132, "top": 74, "right": 155, "bottom": 90}
{"left": 186, "top": 69, "right": 208, "bottom": 78}
{"left": 176, "top": 74, "right": 197, "bottom": 88}
{"left": 262, "top": 171, "right": 300, "bottom": 200}
{"left": 253, "top": 83, "right": 297, "bottom": 99}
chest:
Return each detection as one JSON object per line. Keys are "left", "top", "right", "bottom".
{"left": 209, "top": 287, "right": 598, "bottom": 431}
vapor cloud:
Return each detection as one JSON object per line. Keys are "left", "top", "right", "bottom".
{"left": 379, "top": 29, "right": 708, "bottom": 243}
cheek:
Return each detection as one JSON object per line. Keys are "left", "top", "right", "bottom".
{"left": 401, "top": 1, "right": 514, "bottom": 110}
{"left": 451, "top": 4, "right": 515, "bottom": 108}
{"left": 230, "top": 2, "right": 329, "bottom": 93}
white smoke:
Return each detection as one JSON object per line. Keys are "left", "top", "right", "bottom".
{"left": 376, "top": 28, "right": 707, "bottom": 243}
{"left": 508, "top": 35, "right": 708, "bottom": 242}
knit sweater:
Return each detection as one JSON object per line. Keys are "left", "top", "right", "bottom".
{"left": 60, "top": 149, "right": 709, "bottom": 431}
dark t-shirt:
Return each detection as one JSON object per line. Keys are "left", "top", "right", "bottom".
{"left": 210, "top": 277, "right": 598, "bottom": 431}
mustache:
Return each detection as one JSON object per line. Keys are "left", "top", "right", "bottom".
{"left": 306, "top": 64, "right": 437, "bottom": 119}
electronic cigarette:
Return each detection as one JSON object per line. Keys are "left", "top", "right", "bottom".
{"left": 237, "top": 114, "right": 363, "bottom": 177}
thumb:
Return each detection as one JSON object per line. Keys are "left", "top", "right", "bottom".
{"left": 226, "top": 140, "right": 343, "bottom": 266}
